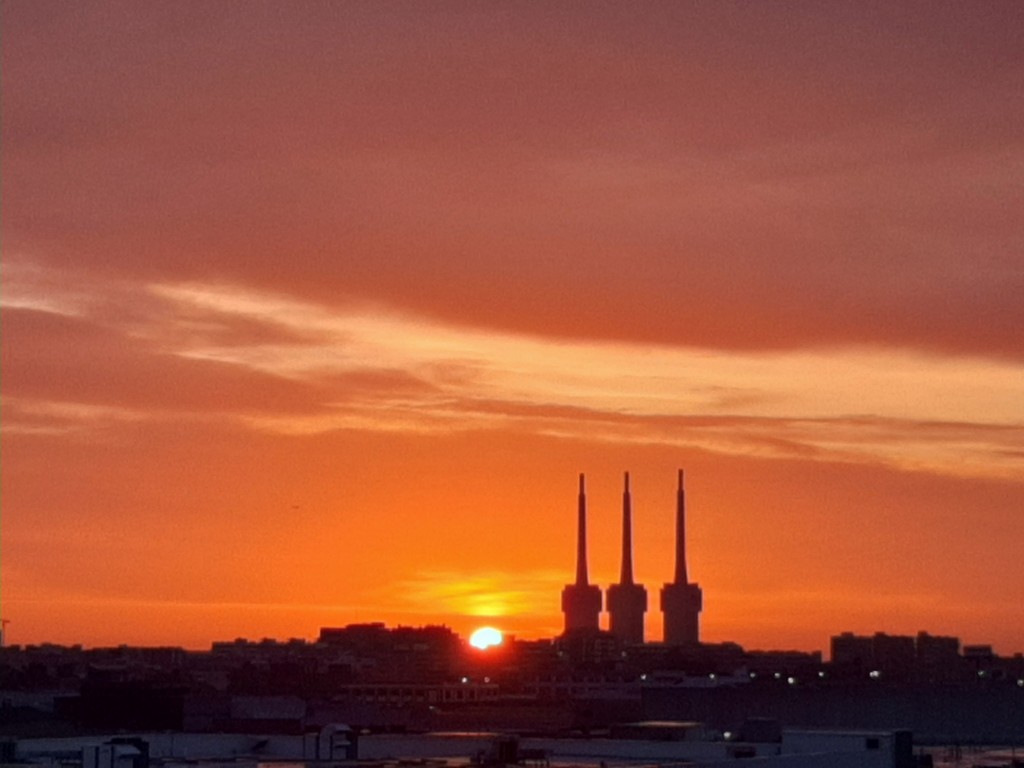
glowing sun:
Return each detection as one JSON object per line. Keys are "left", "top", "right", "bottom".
{"left": 469, "top": 626, "right": 503, "bottom": 650}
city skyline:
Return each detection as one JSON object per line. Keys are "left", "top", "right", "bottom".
{"left": 2, "top": 2, "right": 1023, "bottom": 653}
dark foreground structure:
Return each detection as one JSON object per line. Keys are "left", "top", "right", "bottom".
{"left": 642, "top": 680, "right": 1024, "bottom": 744}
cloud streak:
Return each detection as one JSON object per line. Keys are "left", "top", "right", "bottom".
{"left": 5, "top": 269, "right": 1022, "bottom": 479}
{"left": 150, "top": 281, "right": 1023, "bottom": 479}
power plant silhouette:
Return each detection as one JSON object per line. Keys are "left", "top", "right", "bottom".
{"left": 562, "top": 470, "right": 702, "bottom": 645}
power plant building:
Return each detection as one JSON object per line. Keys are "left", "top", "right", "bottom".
{"left": 562, "top": 470, "right": 703, "bottom": 646}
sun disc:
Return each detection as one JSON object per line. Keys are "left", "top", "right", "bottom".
{"left": 469, "top": 626, "right": 503, "bottom": 650}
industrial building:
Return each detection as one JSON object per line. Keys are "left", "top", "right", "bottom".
{"left": 562, "top": 470, "right": 703, "bottom": 646}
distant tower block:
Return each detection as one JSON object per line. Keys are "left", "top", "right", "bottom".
{"left": 607, "top": 472, "right": 648, "bottom": 644}
{"left": 660, "top": 469, "right": 703, "bottom": 645}
{"left": 561, "top": 473, "right": 602, "bottom": 633}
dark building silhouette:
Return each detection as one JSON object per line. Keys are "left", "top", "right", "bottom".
{"left": 831, "top": 632, "right": 876, "bottom": 676}
{"left": 561, "top": 474, "right": 602, "bottom": 634}
{"left": 606, "top": 472, "right": 648, "bottom": 645}
{"left": 831, "top": 632, "right": 919, "bottom": 680}
{"left": 660, "top": 469, "right": 703, "bottom": 645}
{"left": 916, "top": 631, "right": 959, "bottom": 666}
{"left": 916, "top": 631, "right": 961, "bottom": 682}
{"left": 872, "top": 633, "right": 916, "bottom": 679}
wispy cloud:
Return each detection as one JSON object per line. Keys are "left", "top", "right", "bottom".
{"left": 1, "top": 398, "right": 148, "bottom": 436}
{"left": 151, "top": 281, "right": 1024, "bottom": 479}
{"left": 6, "top": 268, "right": 1022, "bottom": 479}
{"left": 151, "top": 282, "right": 1021, "bottom": 420}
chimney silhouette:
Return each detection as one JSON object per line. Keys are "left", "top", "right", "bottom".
{"left": 561, "top": 473, "right": 602, "bottom": 634}
{"left": 606, "top": 472, "right": 648, "bottom": 644}
{"left": 660, "top": 469, "right": 703, "bottom": 645}
{"left": 673, "top": 468, "right": 688, "bottom": 584}
{"left": 620, "top": 472, "right": 635, "bottom": 585}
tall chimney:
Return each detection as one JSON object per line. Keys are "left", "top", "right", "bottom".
{"left": 562, "top": 473, "right": 602, "bottom": 633}
{"left": 575, "top": 473, "right": 589, "bottom": 585}
{"left": 620, "top": 472, "right": 634, "bottom": 585}
{"left": 607, "top": 471, "right": 648, "bottom": 644}
{"left": 674, "top": 469, "right": 687, "bottom": 585}
{"left": 660, "top": 468, "right": 703, "bottom": 645}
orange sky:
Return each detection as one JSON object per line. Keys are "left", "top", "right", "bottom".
{"left": 2, "top": 1, "right": 1023, "bottom": 655}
